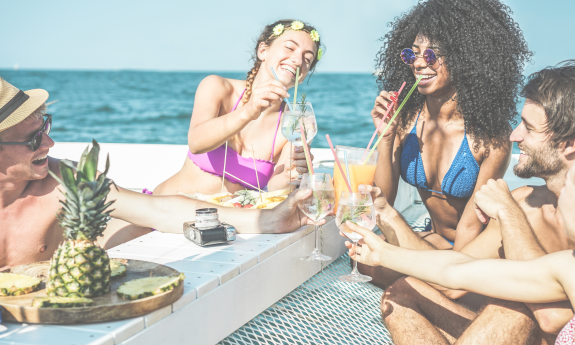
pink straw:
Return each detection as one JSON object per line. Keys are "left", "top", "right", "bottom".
{"left": 300, "top": 124, "right": 315, "bottom": 175}
{"left": 325, "top": 134, "right": 352, "bottom": 193}
{"left": 362, "top": 81, "right": 407, "bottom": 161}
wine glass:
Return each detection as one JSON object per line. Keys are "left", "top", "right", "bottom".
{"left": 298, "top": 173, "right": 336, "bottom": 261}
{"left": 280, "top": 102, "right": 317, "bottom": 185}
{"left": 336, "top": 190, "right": 376, "bottom": 282}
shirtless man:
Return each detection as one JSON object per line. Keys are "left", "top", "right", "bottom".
{"left": 0, "top": 77, "right": 320, "bottom": 272}
{"left": 353, "top": 61, "right": 575, "bottom": 344}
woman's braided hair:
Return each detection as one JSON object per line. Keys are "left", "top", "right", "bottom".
{"left": 375, "top": 0, "right": 532, "bottom": 149}
{"left": 243, "top": 19, "right": 322, "bottom": 105}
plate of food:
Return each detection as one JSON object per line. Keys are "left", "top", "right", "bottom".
{"left": 180, "top": 188, "right": 291, "bottom": 209}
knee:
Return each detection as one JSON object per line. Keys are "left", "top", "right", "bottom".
{"left": 381, "top": 277, "right": 417, "bottom": 319}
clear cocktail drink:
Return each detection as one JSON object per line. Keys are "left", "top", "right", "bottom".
{"left": 333, "top": 146, "right": 379, "bottom": 211}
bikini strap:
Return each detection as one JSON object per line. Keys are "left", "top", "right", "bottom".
{"left": 269, "top": 102, "right": 284, "bottom": 161}
{"left": 415, "top": 107, "right": 424, "bottom": 124}
{"left": 232, "top": 89, "right": 247, "bottom": 111}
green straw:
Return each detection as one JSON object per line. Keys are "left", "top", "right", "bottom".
{"left": 292, "top": 67, "right": 300, "bottom": 111}
{"left": 363, "top": 75, "right": 424, "bottom": 164}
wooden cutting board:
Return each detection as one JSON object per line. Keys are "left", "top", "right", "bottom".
{"left": 0, "top": 259, "right": 183, "bottom": 324}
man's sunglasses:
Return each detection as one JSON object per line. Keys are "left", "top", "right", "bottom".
{"left": 400, "top": 48, "right": 443, "bottom": 66}
{"left": 0, "top": 114, "right": 52, "bottom": 151}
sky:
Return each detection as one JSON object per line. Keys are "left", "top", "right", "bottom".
{"left": 0, "top": 0, "right": 573, "bottom": 74}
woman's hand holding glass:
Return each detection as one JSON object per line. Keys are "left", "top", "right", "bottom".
{"left": 284, "top": 145, "right": 314, "bottom": 182}
{"left": 242, "top": 79, "right": 289, "bottom": 121}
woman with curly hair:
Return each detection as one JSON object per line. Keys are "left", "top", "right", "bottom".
{"left": 370, "top": 0, "right": 532, "bottom": 253}
{"left": 153, "top": 19, "right": 322, "bottom": 196}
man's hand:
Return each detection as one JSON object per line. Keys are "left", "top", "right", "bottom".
{"left": 473, "top": 179, "right": 515, "bottom": 224}
{"left": 343, "top": 221, "right": 386, "bottom": 267}
{"left": 269, "top": 189, "right": 325, "bottom": 233}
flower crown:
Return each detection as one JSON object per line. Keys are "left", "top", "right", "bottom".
{"left": 271, "top": 21, "right": 323, "bottom": 61}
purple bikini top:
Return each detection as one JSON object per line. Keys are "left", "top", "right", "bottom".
{"left": 188, "top": 89, "right": 284, "bottom": 190}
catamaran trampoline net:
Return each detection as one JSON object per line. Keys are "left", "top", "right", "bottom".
{"left": 220, "top": 206, "right": 428, "bottom": 345}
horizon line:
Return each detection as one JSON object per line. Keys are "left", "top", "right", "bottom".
{"left": 0, "top": 67, "right": 375, "bottom": 75}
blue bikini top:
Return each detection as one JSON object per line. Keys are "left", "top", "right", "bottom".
{"left": 400, "top": 108, "right": 480, "bottom": 198}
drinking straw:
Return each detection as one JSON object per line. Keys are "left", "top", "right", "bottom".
{"left": 362, "top": 81, "right": 407, "bottom": 161}
{"left": 363, "top": 75, "right": 424, "bottom": 165}
{"left": 343, "top": 151, "right": 351, "bottom": 188}
{"left": 270, "top": 68, "right": 294, "bottom": 112}
{"left": 223, "top": 171, "right": 264, "bottom": 193}
{"left": 221, "top": 141, "right": 229, "bottom": 193}
{"left": 299, "top": 124, "right": 314, "bottom": 175}
{"left": 325, "top": 134, "right": 352, "bottom": 193}
{"left": 292, "top": 67, "right": 300, "bottom": 111}
{"left": 251, "top": 144, "right": 263, "bottom": 202}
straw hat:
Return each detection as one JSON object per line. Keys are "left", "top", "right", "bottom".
{"left": 0, "top": 77, "right": 49, "bottom": 133}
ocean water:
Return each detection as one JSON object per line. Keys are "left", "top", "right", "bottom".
{"left": 0, "top": 70, "right": 520, "bottom": 153}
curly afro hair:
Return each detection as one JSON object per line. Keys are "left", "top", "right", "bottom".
{"left": 375, "top": 0, "right": 532, "bottom": 149}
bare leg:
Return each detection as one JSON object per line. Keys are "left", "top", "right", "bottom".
{"left": 382, "top": 277, "right": 476, "bottom": 345}
{"left": 383, "top": 277, "right": 541, "bottom": 345}
{"left": 455, "top": 299, "right": 540, "bottom": 345}
{"left": 98, "top": 219, "right": 152, "bottom": 249}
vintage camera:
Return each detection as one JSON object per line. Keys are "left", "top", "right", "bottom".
{"left": 184, "top": 208, "right": 236, "bottom": 246}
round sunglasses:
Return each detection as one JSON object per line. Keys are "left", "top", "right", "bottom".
{"left": 400, "top": 48, "right": 442, "bottom": 66}
{"left": 0, "top": 114, "right": 52, "bottom": 151}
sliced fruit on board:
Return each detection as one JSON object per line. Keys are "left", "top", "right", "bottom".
{"left": 117, "top": 273, "right": 185, "bottom": 301}
{"left": 32, "top": 297, "right": 94, "bottom": 308}
{"left": 110, "top": 260, "right": 127, "bottom": 279}
{"left": 0, "top": 273, "right": 42, "bottom": 296}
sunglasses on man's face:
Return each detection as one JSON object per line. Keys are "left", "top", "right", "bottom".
{"left": 400, "top": 48, "right": 442, "bottom": 66}
{"left": 0, "top": 114, "right": 52, "bottom": 152}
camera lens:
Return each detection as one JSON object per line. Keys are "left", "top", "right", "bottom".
{"left": 195, "top": 208, "right": 220, "bottom": 229}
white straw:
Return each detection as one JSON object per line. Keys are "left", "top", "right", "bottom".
{"left": 224, "top": 171, "right": 265, "bottom": 193}
{"left": 221, "top": 141, "right": 229, "bottom": 193}
{"left": 344, "top": 150, "right": 352, "bottom": 188}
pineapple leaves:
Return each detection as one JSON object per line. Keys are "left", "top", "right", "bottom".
{"left": 59, "top": 160, "right": 77, "bottom": 193}
{"left": 77, "top": 146, "right": 90, "bottom": 174}
{"left": 82, "top": 140, "right": 100, "bottom": 182}
{"left": 55, "top": 140, "right": 115, "bottom": 241}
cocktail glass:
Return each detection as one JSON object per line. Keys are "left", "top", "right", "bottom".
{"left": 298, "top": 173, "right": 336, "bottom": 261}
{"left": 280, "top": 102, "right": 317, "bottom": 185}
{"left": 336, "top": 190, "right": 376, "bottom": 282}
{"left": 333, "top": 146, "right": 379, "bottom": 211}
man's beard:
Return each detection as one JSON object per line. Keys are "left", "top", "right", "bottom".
{"left": 514, "top": 142, "right": 563, "bottom": 179}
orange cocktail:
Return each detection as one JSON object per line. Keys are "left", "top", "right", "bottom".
{"left": 333, "top": 146, "right": 379, "bottom": 211}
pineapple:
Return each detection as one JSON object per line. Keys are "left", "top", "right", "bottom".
{"left": 32, "top": 296, "right": 94, "bottom": 308}
{"left": 110, "top": 260, "right": 127, "bottom": 279}
{"left": 47, "top": 140, "right": 116, "bottom": 298}
{"left": 0, "top": 273, "right": 42, "bottom": 296}
{"left": 117, "top": 273, "right": 185, "bottom": 300}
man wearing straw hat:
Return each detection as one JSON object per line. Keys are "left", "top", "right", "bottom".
{"left": 0, "top": 77, "right": 321, "bottom": 271}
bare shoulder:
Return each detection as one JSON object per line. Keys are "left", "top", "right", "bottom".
{"left": 512, "top": 184, "right": 556, "bottom": 212}
{"left": 197, "top": 75, "right": 244, "bottom": 97}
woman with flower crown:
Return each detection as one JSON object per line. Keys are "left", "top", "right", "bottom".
{"left": 153, "top": 20, "right": 322, "bottom": 197}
